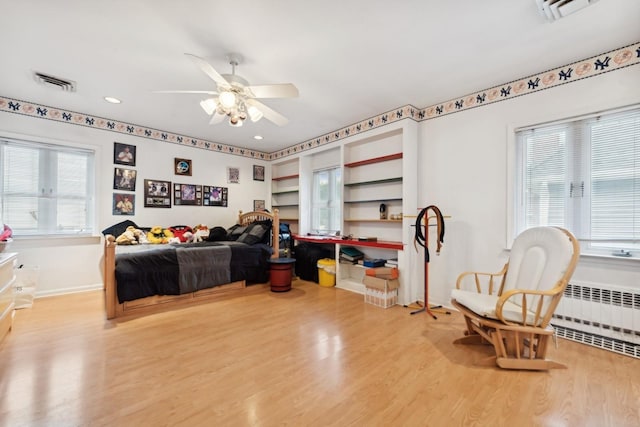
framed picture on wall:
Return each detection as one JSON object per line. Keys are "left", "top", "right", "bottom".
{"left": 253, "top": 199, "right": 265, "bottom": 211}
{"left": 227, "top": 167, "right": 240, "bottom": 184}
{"left": 203, "top": 185, "right": 228, "bottom": 207}
{"left": 113, "top": 167, "right": 137, "bottom": 191}
{"left": 173, "top": 183, "right": 202, "bottom": 206}
{"left": 253, "top": 165, "right": 265, "bottom": 181}
{"left": 114, "top": 142, "right": 136, "bottom": 166}
{"left": 174, "top": 158, "right": 192, "bottom": 176}
{"left": 144, "top": 179, "right": 171, "bottom": 208}
{"left": 112, "top": 193, "right": 135, "bottom": 215}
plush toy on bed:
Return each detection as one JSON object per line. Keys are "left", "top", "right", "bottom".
{"left": 192, "top": 224, "right": 210, "bottom": 243}
{"left": 147, "top": 226, "right": 174, "bottom": 244}
{"left": 116, "top": 226, "right": 139, "bottom": 245}
{"left": 168, "top": 225, "right": 193, "bottom": 243}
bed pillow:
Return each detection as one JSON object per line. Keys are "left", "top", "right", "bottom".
{"left": 207, "top": 226, "right": 228, "bottom": 242}
{"left": 226, "top": 224, "right": 247, "bottom": 241}
{"left": 235, "top": 220, "right": 272, "bottom": 245}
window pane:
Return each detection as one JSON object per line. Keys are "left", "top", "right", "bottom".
{"left": 589, "top": 113, "right": 640, "bottom": 247}
{"left": 522, "top": 128, "right": 567, "bottom": 228}
{"left": 311, "top": 167, "right": 341, "bottom": 233}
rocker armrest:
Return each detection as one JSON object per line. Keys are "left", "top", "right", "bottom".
{"left": 455, "top": 263, "right": 508, "bottom": 295}
{"left": 495, "top": 285, "right": 565, "bottom": 327}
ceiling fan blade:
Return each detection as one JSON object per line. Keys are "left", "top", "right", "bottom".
{"left": 246, "top": 99, "right": 289, "bottom": 126}
{"left": 209, "top": 112, "right": 225, "bottom": 125}
{"left": 246, "top": 83, "right": 299, "bottom": 99}
{"left": 153, "top": 90, "right": 219, "bottom": 95}
{"left": 184, "top": 53, "right": 230, "bottom": 88}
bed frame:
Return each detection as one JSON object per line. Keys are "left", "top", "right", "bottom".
{"left": 103, "top": 209, "right": 279, "bottom": 319}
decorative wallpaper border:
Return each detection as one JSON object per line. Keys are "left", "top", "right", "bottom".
{"left": 1, "top": 43, "right": 638, "bottom": 162}
{"left": 269, "top": 42, "right": 640, "bottom": 160}
{"left": 0, "top": 97, "right": 270, "bottom": 160}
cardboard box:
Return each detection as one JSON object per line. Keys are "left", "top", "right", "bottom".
{"left": 365, "top": 267, "right": 399, "bottom": 280}
{"left": 362, "top": 276, "right": 400, "bottom": 291}
{"left": 365, "top": 287, "right": 398, "bottom": 308}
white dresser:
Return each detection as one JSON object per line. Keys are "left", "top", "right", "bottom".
{"left": 0, "top": 253, "right": 17, "bottom": 344}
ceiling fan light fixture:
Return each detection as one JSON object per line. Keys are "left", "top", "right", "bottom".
{"left": 219, "top": 90, "right": 236, "bottom": 109}
{"left": 229, "top": 115, "right": 243, "bottom": 127}
{"left": 199, "top": 98, "right": 217, "bottom": 115}
{"left": 248, "top": 105, "right": 264, "bottom": 122}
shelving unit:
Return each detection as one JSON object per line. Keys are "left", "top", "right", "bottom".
{"left": 277, "top": 121, "right": 419, "bottom": 305}
{"left": 271, "top": 159, "right": 300, "bottom": 234}
{"left": 337, "top": 129, "right": 408, "bottom": 295}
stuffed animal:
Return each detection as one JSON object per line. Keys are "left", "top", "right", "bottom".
{"left": 183, "top": 231, "right": 195, "bottom": 243}
{"left": 192, "top": 224, "right": 210, "bottom": 243}
{"left": 116, "top": 226, "right": 139, "bottom": 245}
{"left": 0, "top": 224, "right": 12, "bottom": 241}
{"left": 168, "top": 225, "right": 193, "bottom": 242}
{"left": 135, "top": 229, "right": 149, "bottom": 244}
{"left": 147, "top": 226, "right": 174, "bottom": 244}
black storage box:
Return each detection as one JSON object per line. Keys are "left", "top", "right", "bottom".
{"left": 294, "top": 242, "right": 334, "bottom": 283}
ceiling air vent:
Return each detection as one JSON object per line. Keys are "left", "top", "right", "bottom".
{"left": 536, "top": 0, "right": 600, "bottom": 22}
{"left": 33, "top": 71, "right": 77, "bottom": 92}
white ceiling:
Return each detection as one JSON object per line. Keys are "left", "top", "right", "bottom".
{"left": 1, "top": 1, "right": 639, "bottom": 153}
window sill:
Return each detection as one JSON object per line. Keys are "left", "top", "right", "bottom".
{"left": 10, "top": 234, "right": 101, "bottom": 249}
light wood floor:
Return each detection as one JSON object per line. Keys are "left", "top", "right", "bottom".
{"left": 1, "top": 280, "right": 639, "bottom": 427}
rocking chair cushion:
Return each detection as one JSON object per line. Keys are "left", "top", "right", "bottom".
{"left": 451, "top": 289, "right": 540, "bottom": 325}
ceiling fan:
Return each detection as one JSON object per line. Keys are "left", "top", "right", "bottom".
{"left": 158, "top": 53, "right": 298, "bottom": 127}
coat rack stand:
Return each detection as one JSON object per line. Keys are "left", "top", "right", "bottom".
{"left": 408, "top": 206, "right": 451, "bottom": 319}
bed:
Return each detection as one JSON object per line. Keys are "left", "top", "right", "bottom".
{"left": 103, "top": 210, "right": 279, "bottom": 319}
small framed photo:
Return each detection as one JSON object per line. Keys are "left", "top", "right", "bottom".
{"left": 203, "top": 185, "right": 228, "bottom": 207}
{"left": 174, "top": 158, "right": 192, "bottom": 176}
{"left": 173, "top": 183, "right": 202, "bottom": 206}
{"left": 113, "top": 168, "right": 137, "bottom": 191}
{"left": 144, "top": 179, "right": 171, "bottom": 208}
{"left": 253, "top": 165, "right": 265, "bottom": 181}
{"left": 114, "top": 142, "right": 136, "bottom": 166}
{"left": 113, "top": 193, "right": 135, "bottom": 215}
{"left": 253, "top": 199, "right": 265, "bottom": 211}
{"left": 227, "top": 167, "right": 240, "bottom": 184}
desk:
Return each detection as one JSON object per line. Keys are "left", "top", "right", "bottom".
{"left": 268, "top": 257, "right": 296, "bottom": 292}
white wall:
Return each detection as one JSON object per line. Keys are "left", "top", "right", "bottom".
{"left": 418, "top": 66, "right": 640, "bottom": 307}
{"left": 0, "top": 113, "right": 269, "bottom": 296}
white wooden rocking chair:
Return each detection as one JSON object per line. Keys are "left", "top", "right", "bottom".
{"left": 450, "top": 226, "right": 580, "bottom": 370}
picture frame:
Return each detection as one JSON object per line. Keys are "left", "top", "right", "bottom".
{"left": 253, "top": 199, "right": 265, "bottom": 211}
{"left": 174, "top": 158, "right": 192, "bottom": 176}
{"left": 114, "top": 142, "right": 136, "bottom": 166}
{"left": 253, "top": 165, "right": 265, "bottom": 181}
{"left": 173, "top": 183, "right": 202, "bottom": 206}
{"left": 227, "top": 167, "right": 240, "bottom": 184}
{"left": 112, "top": 193, "right": 135, "bottom": 215}
{"left": 144, "top": 179, "right": 171, "bottom": 208}
{"left": 113, "top": 167, "right": 137, "bottom": 191}
{"left": 203, "top": 185, "right": 228, "bottom": 207}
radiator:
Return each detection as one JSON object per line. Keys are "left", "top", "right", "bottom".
{"left": 552, "top": 281, "right": 640, "bottom": 359}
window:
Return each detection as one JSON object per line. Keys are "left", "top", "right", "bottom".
{"left": 311, "top": 167, "right": 341, "bottom": 234}
{"left": 1, "top": 137, "right": 95, "bottom": 236}
{"left": 515, "top": 106, "right": 640, "bottom": 257}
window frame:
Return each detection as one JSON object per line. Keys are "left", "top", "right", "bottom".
{"left": 0, "top": 134, "right": 98, "bottom": 238}
{"left": 509, "top": 105, "right": 640, "bottom": 260}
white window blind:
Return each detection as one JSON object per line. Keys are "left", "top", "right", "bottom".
{"left": 1, "top": 138, "right": 95, "bottom": 236}
{"left": 311, "top": 167, "right": 341, "bottom": 234}
{"left": 516, "top": 106, "right": 640, "bottom": 257}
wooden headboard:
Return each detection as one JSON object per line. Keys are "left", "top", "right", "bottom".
{"left": 238, "top": 209, "right": 279, "bottom": 259}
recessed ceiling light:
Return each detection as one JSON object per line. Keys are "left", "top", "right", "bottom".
{"left": 253, "top": 135, "right": 263, "bottom": 140}
{"left": 104, "top": 96, "right": 121, "bottom": 104}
